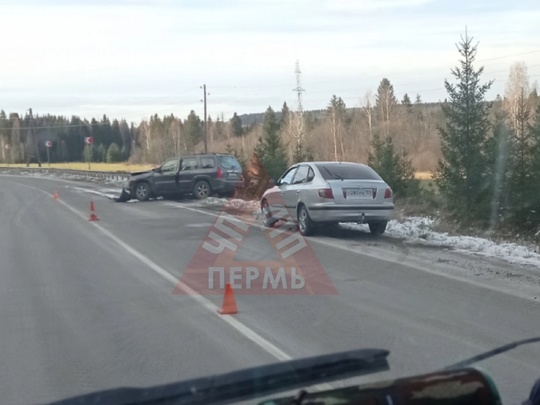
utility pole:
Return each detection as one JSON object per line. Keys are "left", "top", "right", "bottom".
{"left": 201, "top": 84, "right": 208, "bottom": 153}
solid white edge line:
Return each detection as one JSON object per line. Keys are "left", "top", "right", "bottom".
{"left": 8, "top": 180, "right": 292, "bottom": 363}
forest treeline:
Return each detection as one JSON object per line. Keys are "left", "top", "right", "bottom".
{"left": 1, "top": 33, "right": 540, "bottom": 233}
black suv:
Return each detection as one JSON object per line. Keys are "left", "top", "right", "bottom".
{"left": 120, "top": 154, "right": 243, "bottom": 201}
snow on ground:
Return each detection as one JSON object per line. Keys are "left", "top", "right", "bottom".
{"left": 201, "top": 197, "right": 260, "bottom": 212}
{"left": 70, "top": 186, "right": 119, "bottom": 200}
{"left": 341, "top": 217, "right": 540, "bottom": 267}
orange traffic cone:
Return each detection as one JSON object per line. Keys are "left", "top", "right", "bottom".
{"left": 53, "top": 192, "right": 59, "bottom": 200}
{"left": 218, "top": 283, "right": 238, "bottom": 315}
{"left": 89, "top": 201, "right": 99, "bottom": 221}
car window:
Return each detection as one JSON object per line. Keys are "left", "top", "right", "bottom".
{"left": 307, "top": 167, "right": 315, "bottom": 182}
{"left": 181, "top": 157, "right": 199, "bottom": 171}
{"left": 292, "top": 165, "right": 310, "bottom": 184}
{"left": 200, "top": 157, "right": 216, "bottom": 169}
{"left": 279, "top": 167, "right": 298, "bottom": 185}
{"left": 161, "top": 159, "right": 179, "bottom": 174}
{"left": 220, "top": 155, "right": 241, "bottom": 170}
{"left": 315, "top": 164, "right": 382, "bottom": 180}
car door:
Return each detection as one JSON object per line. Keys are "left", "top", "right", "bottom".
{"left": 285, "top": 164, "right": 313, "bottom": 210}
{"left": 153, "top": 158, "right": 181, "bottom": 195}
{"left": 177, "top": 157, "right": 200, "bottom": 193}
{"left": 275, "top": 166, "right": 298, "bottom": 211}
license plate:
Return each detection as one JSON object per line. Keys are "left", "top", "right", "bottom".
{"left": 345, "top": 188, "right": 372, "bottom": 199}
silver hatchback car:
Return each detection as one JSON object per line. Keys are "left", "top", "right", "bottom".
{"left": 260, "top": 162, "right": 394, "bottom": 236}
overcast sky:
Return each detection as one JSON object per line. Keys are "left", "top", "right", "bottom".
{"left": 1, "top": 0, "right": 539, "bottom": 123}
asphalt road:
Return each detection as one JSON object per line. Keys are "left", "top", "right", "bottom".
{"left": 1, "top": 175, "right": 539, "bottom": 405}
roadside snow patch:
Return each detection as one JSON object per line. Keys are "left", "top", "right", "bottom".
{"left": 71, "top": 186, "right": 118, "bottom": 200}
{"left": 342, "top": 217, "right": 540, "bottom": 267}
{"left": 201, "top": 197, "right": 260, "bottom": 211}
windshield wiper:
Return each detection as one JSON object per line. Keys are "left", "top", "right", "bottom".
{"left": 442, "top": 336, "right": 540, "bottom": 370}
{"left": 322, "top": 166, "right": 344, "bottom": 181}
{"left": 52, "top": 349, "right": 389, "bottom": 405}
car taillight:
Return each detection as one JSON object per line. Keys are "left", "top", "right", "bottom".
{"left": 318, "top": 188, "right": 333, "bottom": 198}
{"left": 217, "top": 167, "right": 223, "bottom": 178}
{"left": 384, "top": 188, "right": 392, "bottom": 199}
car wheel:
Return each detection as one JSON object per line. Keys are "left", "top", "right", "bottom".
{"left": 133, "top": 182, "right": 151, "bottom": 201}
{"left": 193, "top": 180, "right": 211, "bottom": 200}
{"left": 261, "top": 199, "right": 277, "bottom": 228}
{"left": 369, "top": 221, "right": 387, "bottom": 235}
{"left": 297, "top": 205, "right": 315, "bottom": 236}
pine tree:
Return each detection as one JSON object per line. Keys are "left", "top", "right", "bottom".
{"left": 433, "top": 33, "right": 494, "bottom": 223}
{"left": 230, "top": 113, "right": 243, "bottom": 137}
{"left": 0, "top": 110, "right": 9, "bottom": 163}
{"left": 184, "top": 111, "right": 202, "bottom": 147}
{"left": 106, "top": 142, "right": 122, "bottom": 163}
{"left": 376, "top": 78, "right": 398, "bottom": 137}
{"left": 280, "top": 102, "right": 290, "bottom": 128}
{"left": 527, "top": 100, "right": 540, "bottom": 226}
{"left": 402, "top": 93, "right": 412, "bottom": 107}
{"left": 368, "top": 134, "right": 419, "bottom": 199}
{"left": 255, "top": 107, "right": 288, "bottom": 179}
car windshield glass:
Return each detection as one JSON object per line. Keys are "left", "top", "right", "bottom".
{"left": 3, "top": 1, "right": 540, "bottom": 404}
{"left": 316, "top": 164, "right": 382, "bottom": 180}
{"left": 220, "top": 156, "right": 241, "bottom": 170}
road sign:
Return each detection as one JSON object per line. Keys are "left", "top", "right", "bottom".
{"left": 84, "top": 137, "right": 94, "bottom": 145}
{"left": 5, "top": 144, "right": 10, "bottom": 150}
{"left": 45, "top": 140, "right": 53, "bottom": 148}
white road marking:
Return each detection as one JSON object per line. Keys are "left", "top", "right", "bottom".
{"left": 9, "top": 180, "right": 292, "bottom": 363}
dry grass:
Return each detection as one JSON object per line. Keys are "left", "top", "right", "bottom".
{"left": 414, "top": 171, "right": 433, "bottom": 180}
{"left": 0, "top": 162, "right": 155, "bottom": 173}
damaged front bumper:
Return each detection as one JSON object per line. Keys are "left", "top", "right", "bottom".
{"left": 115, "top": 187, "right": 132, "bottom": 202}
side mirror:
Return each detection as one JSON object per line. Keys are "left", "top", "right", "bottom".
{"left": 269, "top": 178, "right": 276, "bottom": 186}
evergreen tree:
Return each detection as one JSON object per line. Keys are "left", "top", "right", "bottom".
{"left": 368, "top": 134, "right": 419, "bottom": 199}
{"left": 432, "top": 33, "right": 494, "bottom": 223}
{"left": 230, "top": 113, "right": 243, "bottom": 137}
{"left": 184, "top": 110, "right": 202, "bottom": 147}
{"left": 10, "top": 114, "right": 22, "bottom": 163}
{"left": 527, "top": 100, "right": 540, "bottom": 226}
{"left": 254, "top": 107, "right": 288, "bottom": 179}
{"left": 0, "top": 110, "right": 9, "bottom": 163}
{"left": 402, "top": 93, "right": 412, "bottom": 106}
{"left": 106, "top": 142, "right": 122, "bottom": 163}
{"left": 280, "top": 102, "right": 290, "bottom": 128}
{"left": 376, "top": 78, "right": 398, "bottom": 137}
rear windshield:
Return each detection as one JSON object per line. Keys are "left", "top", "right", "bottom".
{"left": 316, "top": 163, "right": 381, "bottom": 180}
{"left": 220, "top": 155, "right": 241, "bottom": 170}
